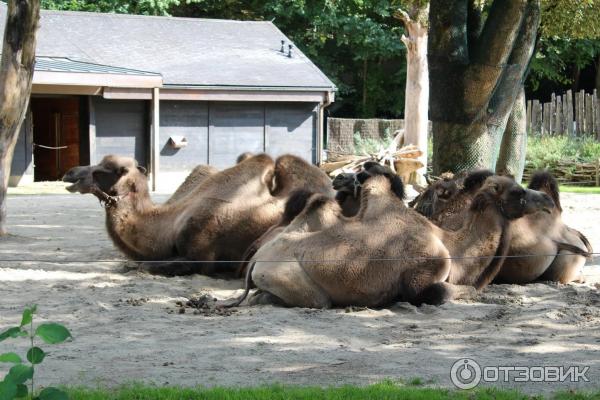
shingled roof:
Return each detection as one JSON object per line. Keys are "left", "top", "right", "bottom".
{"left": 0, "top": 3, "right": 335, "bottom": 90}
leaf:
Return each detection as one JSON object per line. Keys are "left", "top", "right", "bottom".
{"left": 35, "top": 324, "right": 71, "bottom": 344}
{"left": 15, "top": 384, "right": 27, "bottom": 399}
{"left": 26, "top": 347, "right": 45, "bottom": 365}
{"left": 5, "top": 364, "right": 33, "bottom": 385}
{"left": 38, "top": 387, "right": 68, "bottom": 400}
{"left": 0, "top": 327, "right": 22, "bottom": 342}
{"left": 0, "top": 353, "right": 22, "bottom": 364}
{"left": 20, "top": 306, "right": 36, "bottom": 328}
{"left": 0, "top": 380, "right": 17, "bottom": 400}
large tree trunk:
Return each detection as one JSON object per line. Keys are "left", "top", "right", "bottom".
{"left": 429, "top": 0, "right": 540, "bottom": 175}
{"left": 395, "top": 7, "right": 429, "bottom": 182}
{"left": 0, "top": 0, "right": 40, "bottom": 235}
{"left": 496, "top": 87, "right": 527, "bottom": 182}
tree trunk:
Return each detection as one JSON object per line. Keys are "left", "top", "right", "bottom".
{"left": 0, "top": 0, "right": 40, "bottom": 235}
{"left": 429, "top": 0, "right": 540, "bottom": 175}
{"left": 396, "top": 7, "right": 429, "bottom": 182}
{"left": 496, "top": 87, "right": 527, "bottom": 182}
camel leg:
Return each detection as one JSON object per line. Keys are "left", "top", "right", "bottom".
{"left": 139, "top": 258, "right": 199, "bottom": 276}
{"left": 538, "top": 252, "right": 586, "bottom": 284}
{"left": 252, "top": 261, "right": 332, "bottom": 308}
{"left": 402, "top": 256, "right": 463, "bottom": 306}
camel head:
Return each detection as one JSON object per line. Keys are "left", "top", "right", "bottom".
{"left": 62, "top": 155, "right": 148, "bottom": 203}
{"left": 471, "top": 176, "right": 555, "bottom": 220}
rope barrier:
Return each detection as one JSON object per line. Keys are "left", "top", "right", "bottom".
{"left": 0, "top": 252, "right": 598, "bottom": 264}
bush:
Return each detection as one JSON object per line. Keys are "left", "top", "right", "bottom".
{"left": 526, "top": 135, "right": 600, "bottom": 169}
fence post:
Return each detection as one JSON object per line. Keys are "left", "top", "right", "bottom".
{"left": 566, "top": 90, "right": 574, "bottom": 136}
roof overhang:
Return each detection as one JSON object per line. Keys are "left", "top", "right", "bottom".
{"left": 103, "top": 86, "right": 335, "bottom": 103}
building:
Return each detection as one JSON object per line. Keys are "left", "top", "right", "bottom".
{"left": 1, "top": 3, "right": 336, "bottom": 190}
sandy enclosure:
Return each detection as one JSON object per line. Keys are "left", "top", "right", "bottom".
{"left": 1, "top": 192, "right": 599, "bottom": 393}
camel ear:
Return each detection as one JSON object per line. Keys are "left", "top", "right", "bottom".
{"left": 137, "top": 166, "right": 147, "bottom": 175}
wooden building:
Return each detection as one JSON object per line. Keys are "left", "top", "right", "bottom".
{"left": 1, "top": 4, "right": 336, "bottom": 190}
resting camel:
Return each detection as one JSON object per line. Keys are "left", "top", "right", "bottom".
{"left": 166, "top": 152, "right": 254, "bottom": 205}
{"left": 62, "top": 153, "right": 333, "bottom": 276}
{"left": 412, "top": 170, "right": 592, "bottom": 284}
{"left": 224, "top": 164, "right": 554, "bottom": 308}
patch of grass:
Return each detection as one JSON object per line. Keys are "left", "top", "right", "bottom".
{"left": 559, "top": 185, "right": 600, "bottom": 194}
{"left": 64, "top": 382, "right": 600, "bottom": 400}
{"left": 353, "top": 131, "right": 393, "bottom": 155}
{"left": 526, "top": 135, "right": 600, "bottom": 170}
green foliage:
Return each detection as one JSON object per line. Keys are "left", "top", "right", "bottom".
{"left": 541, "top": 0, "right": 600, "bottom": 39}
{"left": 0, "top": 306, "right": 72, "bottom": 400}
{"left": 353, "top": 131, "right": 393, "bottom": 155}
{"left": 528, "top": 37, "right": 600, "bottom": 90}
{"left": 40, "top": 0, "right": 182, "bottom": 15}
{"left": 526, "top": 134, "right": 600, "bottom": 169}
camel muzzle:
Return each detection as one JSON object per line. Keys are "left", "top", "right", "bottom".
{"left": 62, "top": 166, "right": 94, "bottom": 193}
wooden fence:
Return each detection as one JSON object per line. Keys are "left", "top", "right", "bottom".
{"left": 526, "top": 89, "right": 600, "bottom": 139}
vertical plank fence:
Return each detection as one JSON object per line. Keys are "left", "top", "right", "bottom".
{"left": 527, "top": 89, "right": 599, "bottom": 139}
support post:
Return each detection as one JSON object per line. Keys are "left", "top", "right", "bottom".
{"left": 151, "top": 87, "right": 160, "bottom": 191}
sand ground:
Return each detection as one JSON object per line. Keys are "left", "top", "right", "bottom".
{"left": 1, "top": 191, "right": 599, "bottom": 394}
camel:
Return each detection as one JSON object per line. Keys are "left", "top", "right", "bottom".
{"left": 408, "top": 172, "right": 460, "bottom": 218}
{"left": 224, "top": 164, "right": 555, "bottom": 308}
{"left": 412, "top": 170, "right": 592, "bottom": 284}
{"left": 166, "top": 152, "right": 254, "bottom": 205}
{"left": 166, "top": 164, "right": 218, "bottom": 205}
{"left": 62, "top": 153, "right": 333, "bottom": 276}
{"left": 332, "top": 170, "right": 374, "bottom": 217}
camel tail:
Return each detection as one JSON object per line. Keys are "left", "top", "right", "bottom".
{"left": 574, "top": 229, "right": 593, "bottom": 256}
{"left": 219, "top": 261, "right": 256, "bottom": 308}
{"left": 528, "top": 170, "right": 562, "bottom": 212}
{"left": 554, "top": 240, "right": 592, "bottom": 259}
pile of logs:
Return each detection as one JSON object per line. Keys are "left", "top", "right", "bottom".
{"left": 523, "top": 159, "right": 600, "bottom": 186}
{"left": 322, "top": 132, "right": 424, "bottom": 184}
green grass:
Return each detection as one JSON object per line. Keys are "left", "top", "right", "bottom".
{"left": 559, "top": 185, "right": 600, "bottom": 194}
{"left": 64, "top": 382, "right": 600, "bottom": 400}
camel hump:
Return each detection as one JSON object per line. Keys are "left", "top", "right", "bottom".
{"left": 462, "top": 169, "right": 494, "bottom": 193}
{"left": 528, "top": 171, "right": 561, "bottom": 212}
{"left": 362, "top": 162, "right": 405, "bottom": 200}
{"left": 282, "top": 189, "right": 315, "bottom": 225}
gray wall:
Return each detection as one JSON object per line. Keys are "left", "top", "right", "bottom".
{"left": 159, "top": 101, "right": 317, "bottom": 170}
{"left": 94, "top": 98, "right": 148, "bottom": 166}
{"left": 159, "top": 101, "right": 208, "bottom": 171}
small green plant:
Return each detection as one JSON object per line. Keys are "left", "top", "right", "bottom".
{"left": 0, "top": 305, "right": 71, "bottom": 400}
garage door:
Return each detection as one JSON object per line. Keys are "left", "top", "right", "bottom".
{"left": 266, "top": 103, "right": 316, "bottom": 162}
{"left": 208, "top": 103, "right": 265, "bottom": 169}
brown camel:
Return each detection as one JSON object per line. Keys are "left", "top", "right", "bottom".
{"left": 165, "top": 164, "right": 218, "bottom": 205}
{"left": 62, "top": 153, "right": 333, "bottom": 276}
{"left": 166, "top": 152, "right": 254, "bottom": 205}
{"left": 226, "top": 164, "right": 554, "bottom": 308}
{"left": 412, "top": 170, "right": 592, "bottom": 284}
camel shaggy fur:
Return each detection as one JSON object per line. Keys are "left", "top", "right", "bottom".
{"left": 63, "top": 153, "right": 333, "bottom": 276}
{"left": 412, "top": 170, "right": 592, "bottom": 284}
{"left": 230, "top": 165, "right": 554, "bottom": 308}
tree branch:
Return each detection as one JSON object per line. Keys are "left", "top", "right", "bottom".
{"left": 471, "top": 0, "right": 527, "bottom": 67}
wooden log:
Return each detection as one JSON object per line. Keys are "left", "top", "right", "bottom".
{"left": 585, "top": 93, "right": 592, "bottom": 135}
{"left": 566, "top": 90, "right": 574, "bottom": 136}
{"left": 532, "top": 99, "right": 540, "bottom": 135}
{"left": 555, "top": 94, "right": 562, "bottom": 135}
{"left": 526, "top": 99, "right": 532, "bottom": 134}
{"left": 549, "top": 93, "right": 555, "bottom": 135}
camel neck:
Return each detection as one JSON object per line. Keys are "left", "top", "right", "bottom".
{"left": 104, "top": 189, "right": 177, "bottom": 260}
{"left": 444, "top": 206, "right": 510, "bottom": 288}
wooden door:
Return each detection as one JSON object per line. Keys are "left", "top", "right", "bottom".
{"left": 32, "top": 98, "right": 80, "bottom": 181}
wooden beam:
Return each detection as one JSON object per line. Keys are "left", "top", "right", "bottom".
{"left": 151, "top": 87, "right": 160, "bottom": 191}
{"left": 104, "top": 87, "right": 330, "bottom": 102}
{"left": 88, "top": 96, "right": 97, "bottom": 164}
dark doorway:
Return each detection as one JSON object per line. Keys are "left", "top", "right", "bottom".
{"left": 31, "top": 97, "right": 80, "bottom": 181}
